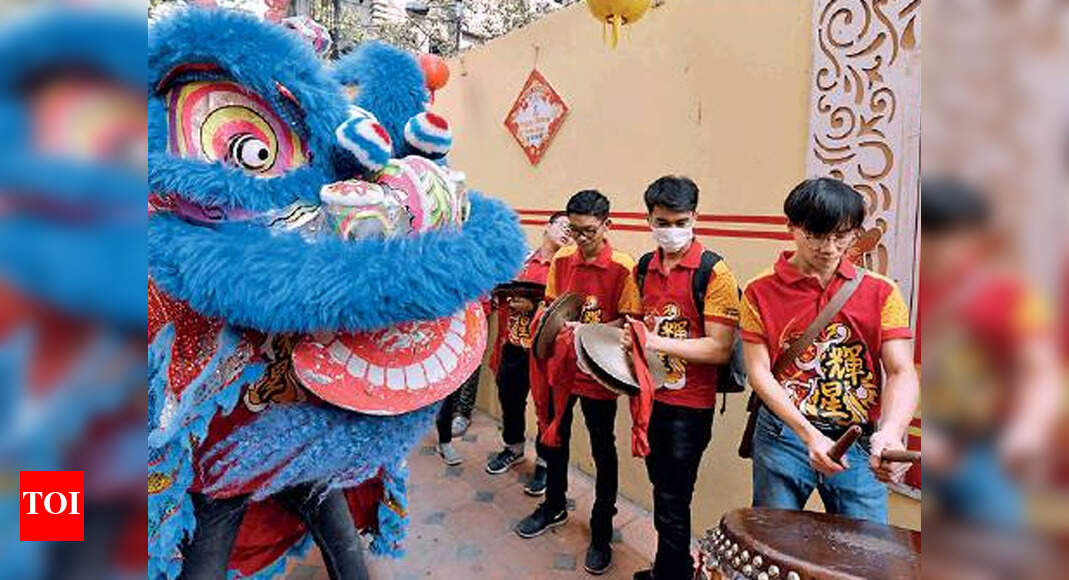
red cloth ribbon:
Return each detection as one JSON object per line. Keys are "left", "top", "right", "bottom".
{"left": 625, "top": 319, "right": 655, "bottom": 458}
{"left": 531, "top": 318, "right": 656, "bottom": 456}
{"left": 531, "top": 325, "right": 578, "bottom": 448}
{"left": 487, "top": 303, "right": 509, "bottom": 375}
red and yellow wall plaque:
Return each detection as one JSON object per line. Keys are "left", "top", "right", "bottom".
{"left": 503, "top": 69, "right": 569, "bottom": 165}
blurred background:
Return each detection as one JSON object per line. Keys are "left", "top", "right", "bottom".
{"left": 0, "top": 0, "right": 1065, "bottom": 578}
{"left": 0, "top": 2, "right": 146, "bottom": 579}
{"left": 922, "top": 0, "right": 1069, "bottom": 577}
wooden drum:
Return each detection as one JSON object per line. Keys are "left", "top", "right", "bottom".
{"left": 698, "top": 508, "right": 920, "bottom": 580}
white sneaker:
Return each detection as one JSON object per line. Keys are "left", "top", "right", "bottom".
{"left": 451, "top": 415, "right": 471, "bottom": 437}
{"left": 437, "top": 443, "right": 463, "bottom": 466}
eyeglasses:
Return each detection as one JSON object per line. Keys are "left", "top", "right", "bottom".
{"left": 567, "top": 222, "right": 604, "bottom": 240}
{"left": 798, "top": 229, "right": 858, "bottom": 249}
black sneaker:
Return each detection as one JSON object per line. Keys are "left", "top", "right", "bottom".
{"left": 632, "top": 569, "right": 653, "bottom": 580}
{"left": 523, "top": 464, "right": 547, "bottom": 496}
{"left": 514, "top": 503, "right": 567, "bottom": 538}
{"left": 584, "top": 543, "right": 613, "bottom": 575}
{"left": 485, "top": 447, "right": 524, "bottom": 474}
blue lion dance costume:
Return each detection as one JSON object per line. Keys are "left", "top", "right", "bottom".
{"left": 148, "top": 8, "right": 525, "bottom": 579}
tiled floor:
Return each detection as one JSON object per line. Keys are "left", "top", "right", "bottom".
{"left": 285, "top": 410, "right": 658, "bottom": 579}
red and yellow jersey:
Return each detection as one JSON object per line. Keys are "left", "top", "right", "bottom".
{"left": 740, "top": 251, "right": 912, "bottom": 428}
{"left": 546, "top": 241, "right": 641, "bottom": 399}
{"left": 638, "top": 241, "right": 740, "bottom": 409}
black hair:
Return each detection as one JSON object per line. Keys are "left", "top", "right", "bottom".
{"left": 547, "top": 210, "right": 568, "bottom": 224}
{"left": 783, "top": 177, "right": 865, "bottom": 235}
{"left": 644, "top": 175, "right": 699, "bottom": 213}
{"left": 921, "top": 178, "right": 991, "bottom": 234}
{"left": 566, "top": 189, "right": 610, "bottom": 220}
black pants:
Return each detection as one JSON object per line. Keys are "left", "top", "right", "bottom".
{"left": 436, "top": 388, "right": 460, "bottom": 444}
{"left": 644, "top": 401, "right": 714, "bottom": 580}
{"left": 179, "top": 483, "right": 368, "bottom": 580}
{"left": 543, "top": 394, "right": 619, "bottom": 548}
{"left": 436, "top": 367, "right": 481, "bottom": 443}
{"left": 496, "top": 343, "right": 532, "bottom": 446}
{"left": 456, "top": 364, "right": 480, "bottom": 419}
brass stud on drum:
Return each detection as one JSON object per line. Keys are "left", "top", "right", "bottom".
{"left": 787, "top": 572, "right": 800, "bottom": 580}
{"left": 741, "top": 550, "right": 750, "bottom": 562}
{"left": 768, "top": 565, "right": 780, "bottom": 577}
{"left": 743, "top": 564, "right": 754, "bottom": 577}
{"left": 752, "top": 556, "right": 763, "bottom": 568}
{"left": 758, "top": 574, "right": 769, "bottom": 580}
{"left": 732, "top": 557, "right": 741, "bottom": 568}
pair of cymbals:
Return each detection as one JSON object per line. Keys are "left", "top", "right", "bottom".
{"left": 532, "top": 293, "right": 583, "bottom": 359}
{"left": 574, "top": 324, "right": 668, "bottom": 396}
{"left": 491, "top": 280, "right": 545, "bottom": 301}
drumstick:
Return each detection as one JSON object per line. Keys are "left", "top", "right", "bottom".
{"left": 879, "top": 449, "right": 921, "bottom": 463}
{"left": 827, "top": 425, "right": 862, "bottom": 465}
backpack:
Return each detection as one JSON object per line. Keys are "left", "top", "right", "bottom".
{"left": 636, "top": 250, "right": 748, "bottom": 413}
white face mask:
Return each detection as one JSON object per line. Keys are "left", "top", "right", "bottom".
{"left": 651, "top": 224, "right": 694, "bottom": 253}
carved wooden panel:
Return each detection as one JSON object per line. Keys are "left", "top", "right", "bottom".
{"left": 806, "top": 0, "right": 921, "bottom": 302}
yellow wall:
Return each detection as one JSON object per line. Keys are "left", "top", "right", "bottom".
{"left": 438, "top": 0, "right": 920, "bottom": 533}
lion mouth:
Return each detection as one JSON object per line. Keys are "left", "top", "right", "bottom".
{"left": 149, "top": 193, "right": 257, "bottom": 225}
{"left": 149, "top": 192, "right": 327, "bottom": 238}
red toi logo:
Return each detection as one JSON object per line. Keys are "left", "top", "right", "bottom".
{"left": 19, "top": 471, "right": 83, "bottom": 541}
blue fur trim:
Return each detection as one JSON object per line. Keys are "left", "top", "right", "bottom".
{"left": 147, "top": 326, "right": 251, "bottom": 447}
{"left": 149, "top": 8, "right": 350, "bottom": 187}
{"left": 200, "top": 402, "right": 437, "bottom": 500}
{"left": 370, "top": 461, "right": 410, "bottom": 557}
{"left": 148, "top": 154, "right": 327, "bottom": 213}
{"left": 148, "top": 324, "right": 265, "bottom": 580}
{"left": 149, "top": 193, "right": 526, "bottom": 333}
{"left": 332, "top": 42, "right": 429, "bottom": 156}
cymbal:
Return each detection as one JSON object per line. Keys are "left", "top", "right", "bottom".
{"left": 574, "top": 328, "right": 635, "bottom": 396}
{"left": 574, "top": 328, "right": 596, "bottom": 377}
{"left": 574, "top": 323, "right": 668, "bottom": 395}
{"left": 491, "top": 280, "right": 545, "bottom": 300}
{"left": 531, "top": 293, "right": 583, "bottom": 359}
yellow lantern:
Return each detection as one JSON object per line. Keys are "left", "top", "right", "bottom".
{"left": 587, "top": 0, "right": 651, "bottom": 48}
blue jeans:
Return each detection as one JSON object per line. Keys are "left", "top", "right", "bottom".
{"left": 751, "top": 406, "right": 887, "bottom": 523}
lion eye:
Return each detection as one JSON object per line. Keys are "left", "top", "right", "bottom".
{"left": 229, "top": 135, "right": 272, "bottom": 171}
{"left": 165, "top": 80, "right": 306, "bottom": 177}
